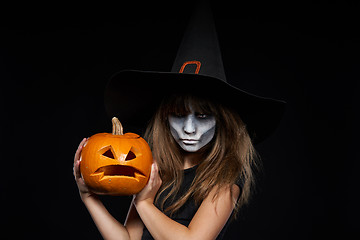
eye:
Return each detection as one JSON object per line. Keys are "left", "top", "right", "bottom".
{"left": 196, "top": 113, "right": 209, "bottom": 119}
{"left": 171, "top": 113, "right": 185, "bottom": 118}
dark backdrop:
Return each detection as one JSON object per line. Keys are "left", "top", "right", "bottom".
{"left": 1, "top": 1, "right": 358, "bottom": 239}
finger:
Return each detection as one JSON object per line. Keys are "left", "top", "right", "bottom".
{"left": 73, "top": 160, "right": 78, "bottom": 178}
{"left": 74, "top": 138, "right": 86, "bottom": 162}
{"left": 77, "top": 176, "right": 86, "bottom": 186}
{"left": 149, "top": 163, "right": 156, "bottom": 184}
{"left": 154, "top": 162, "right": 161, "bottom": 179}
{"left": 154, "top": 162, "right": 159, "bottom": 172}
{"left": 153, "top": 163, "right": 162, "bottom": 184}
{"left": 74, "top": 160, "right": 82, "bottom": 179}
{"left": 74, "top": 138, "right": 87, "bottom": 163}
{"left": 79, "top": 137, "right": 88, "bottom": 148}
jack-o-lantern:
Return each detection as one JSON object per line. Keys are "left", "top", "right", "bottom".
{"left": 80, "top": 117, "right": 153, "bottom": 195}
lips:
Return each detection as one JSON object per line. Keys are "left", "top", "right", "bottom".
{"left": 92, "top": 165, "right": 145, "bottom": 179}
{"left": 181, "top": 139, "right": 199, "bottom": 144}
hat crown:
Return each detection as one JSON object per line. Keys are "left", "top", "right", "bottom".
{"left": 105, "top": 2, "right": 286, "bottom": 143}
{"left": 171, "top": 3, "right": 227, "bottom": 82}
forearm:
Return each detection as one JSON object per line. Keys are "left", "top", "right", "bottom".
{"left": 134, "top": 201, "right": 191, "bottom": 240}
{"left": 82, "top": 195, "right": 130, "bottom": 240}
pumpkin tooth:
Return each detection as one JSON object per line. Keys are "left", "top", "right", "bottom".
{"left": 134, "top": 172, "right": 146, "bottom": 179}
{"left": 90, "top": 171, "right": 104, "bottom": 179}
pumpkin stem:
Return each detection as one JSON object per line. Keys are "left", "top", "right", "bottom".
{"left": 112, "top": 117, "right": 123, "bottom": 135}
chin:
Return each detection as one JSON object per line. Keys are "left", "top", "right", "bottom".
{"left": 180, "top": 143, "right": 203, "bottom": 153}
{"left": 184, "top": 148, "right": 199, "bottom": 153}
{"left": 182, "top": 147, "right": 200, "bottom": 152}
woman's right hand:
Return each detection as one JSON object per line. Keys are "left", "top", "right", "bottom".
{"left": 73, "top": 137, "right": 95, "bottom": 200}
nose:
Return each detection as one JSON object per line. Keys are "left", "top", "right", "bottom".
{"left": 183, "top": 115, "right": 196, "bottom": 134}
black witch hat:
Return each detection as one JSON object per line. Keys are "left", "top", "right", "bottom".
{"left": 104, "top": 4, "right": 286, "bottom": 144}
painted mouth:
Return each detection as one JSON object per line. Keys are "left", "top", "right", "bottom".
{"left": 93, "top": 165, "right": 145, "bottom": 178}
{"left": 181, "top": 139, "right": 199, "bottom": 144}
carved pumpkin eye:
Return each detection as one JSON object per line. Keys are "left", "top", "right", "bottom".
{"left": 101, "top": 146, "right": 116, "bottom": 159}
{"left": 102, "top": 148, "right": 115, "bottom": 159}
{"left": 125, "top": 147, "right": 142, "bottom": 161}
{"left": 125, "top": 148, "right": 137, "bottom": 161}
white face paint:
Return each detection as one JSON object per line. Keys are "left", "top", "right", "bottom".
{"left": 168, "top": 105, "right": 216, "bottom": 152}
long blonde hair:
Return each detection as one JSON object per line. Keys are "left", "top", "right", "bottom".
{"left": 144, "top": 94, "right": 259, "bottom": 217}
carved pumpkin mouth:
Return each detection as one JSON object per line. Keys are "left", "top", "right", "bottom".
{"left": 93, "top": 165, "right": 145, "bottom": 178}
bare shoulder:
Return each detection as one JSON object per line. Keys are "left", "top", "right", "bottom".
{"left": 188, "top": 184, "right": 240, "bottom": 240}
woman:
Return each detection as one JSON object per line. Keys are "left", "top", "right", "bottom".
{"left": 74, "top": 4, "right": 285, "bottom": 238}
{"left": 74, "top": 93, "right": 257, "bottom": 239}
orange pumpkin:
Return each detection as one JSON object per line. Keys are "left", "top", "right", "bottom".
{"left": 80, "top": 117, "right": 153, "bottom": 195}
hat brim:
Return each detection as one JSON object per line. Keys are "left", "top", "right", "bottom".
{"left": 104, "top": 70, "right": 286, "bottom": 144}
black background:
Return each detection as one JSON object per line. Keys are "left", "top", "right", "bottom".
{"left": 1, "top": 1, "right": 358, "bottom": 239}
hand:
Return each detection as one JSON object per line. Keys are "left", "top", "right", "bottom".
{"left": 73, "top": 137, "right": 94, "bottom": 200}
{"left": 134, "top": 162, "right": 162, "bottom": 205}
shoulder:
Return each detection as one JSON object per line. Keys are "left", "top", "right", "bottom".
{"left": 197, "top": 184, "right": 240, "bottom": 214}
{"left": 186, "top": 184, "right": 240, "bottom": 239}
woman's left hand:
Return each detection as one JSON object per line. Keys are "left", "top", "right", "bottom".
{"left": 134, "top": 162, "right": 162, "bottom": 205}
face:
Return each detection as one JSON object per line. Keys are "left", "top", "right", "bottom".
{"left": 168, "top": 105, "right": 216, "bottom": 152}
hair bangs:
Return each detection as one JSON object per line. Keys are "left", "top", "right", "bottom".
{"left": 161, "top": 94, "right": 218, "bottom": 119}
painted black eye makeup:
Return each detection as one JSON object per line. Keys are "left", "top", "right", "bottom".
{"left": 170, "top": 110, "right": 213, "bottom": 119}
{"left": 195, "top": 112, "right": 212, "bottom": 119}
{"left": 171, "top": 113, "right": 186, "bottom": 118}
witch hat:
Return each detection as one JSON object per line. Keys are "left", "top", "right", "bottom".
{"left": 104, "top": 3, "right": 286, "bottom": 144}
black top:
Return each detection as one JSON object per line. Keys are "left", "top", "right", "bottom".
{"left": 141, "top": 165, "right": 242, "bottom": 240}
